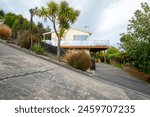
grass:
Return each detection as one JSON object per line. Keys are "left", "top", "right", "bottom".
{"left": 32, "top": 43, "right": 44, "bottom": 54}
{"left": 112, "top": 63, "right": 150, "bottom": 83}
{"left": 125, "top": 67, "right": 150, "bottom": 83}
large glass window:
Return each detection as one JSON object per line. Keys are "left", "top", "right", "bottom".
{"left": 74, "top": 35, "right": 88, "bottom": 40}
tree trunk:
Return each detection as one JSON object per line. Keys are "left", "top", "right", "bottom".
{"left": 18, "top": 31, "right": 20, "bottom": 40}
{"left": 29, "top": 14, "right": 33, "bottom": 50}
{"left": 30, "top": 35, "right": 33, "bottom": 50}
{"left": 52, "top": 20, "right": 61, "bottom": 61}
{"left": 57, "top": 38, "right": 61, "bottom": 61}
{"left": 104, "top": 50, "right": 107, "bottom": 63}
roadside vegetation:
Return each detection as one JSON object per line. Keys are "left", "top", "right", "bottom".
{"left": 0, "top": 9, "right": 5, "bottom": 19}
{"left": 64, "top": 50, "right": 91, "bottom": 71}
{"left": 32, "top": 43, "right": 44, "bottom": 54}
{"left": 0, "top": 24, "right": 12, "bottom": 40}
{"left": 120, "top": 2, "right": 150, "bottom": 81}
{"left": 0, "top": 8, "right": 50, "bottom": 54}
{"left": 120, "top": 2, "right": 150, "bottom": 75}
{"left": 94, "top": 2, "right": 150, "bottom": 82}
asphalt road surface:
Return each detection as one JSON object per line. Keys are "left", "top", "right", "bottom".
{"left": 0, "top": 42, "right": 149, "bottom": 100}
{"left": 95, "top": 63, "right": 150, "bottom": 96}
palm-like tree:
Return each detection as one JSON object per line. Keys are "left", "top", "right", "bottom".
{"left": 39, "top": 1, "right": 80, "bottom": 60}
{"left": 29, "top": 7, "right": 38, "bottom": 49}
{"left": 18, "top": 16, "right": 24, "bottom": 40}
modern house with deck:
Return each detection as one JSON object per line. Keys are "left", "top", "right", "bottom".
{"left": 42, "top": 28, "right": 109, "bottom": 62}
{"left": 0, "top": 19, "right": 4, "bottom": 25}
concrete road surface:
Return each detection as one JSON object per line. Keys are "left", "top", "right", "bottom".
{"left": 0, "top": 42, "right": 149, "bottom": 100}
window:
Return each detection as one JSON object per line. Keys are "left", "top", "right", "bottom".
{"left": 74, "top": 35, "right": 88, "bottom": 40}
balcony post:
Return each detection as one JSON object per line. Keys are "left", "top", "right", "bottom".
{"left": 43, "top": 34, "right": 45, "bottom": 40}
{"left": 104, "top": 50, "right": 106, "bottom": 63}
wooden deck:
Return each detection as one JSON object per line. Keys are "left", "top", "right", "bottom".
{"left": 43, "top": 40, "right": 110, "bottom": 52}
{"left": 61, "top": 45, "right": 109, "bottom": 52}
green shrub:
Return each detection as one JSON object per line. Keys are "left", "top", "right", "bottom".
{"left": 64, "top": 50, "right": 91, "bottom": 71}
{"left": 0, "top": 24, "right": 12, "bottom": 40}
{"left": 32, "top": 43, "right": 44, "bottom": 54}
{"left": 106, "top": 47, "right": 128, "bottom": 64}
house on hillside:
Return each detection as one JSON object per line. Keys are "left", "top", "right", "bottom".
{"left": 0, "top": 19, "right": 4, "bottom": 25}
{"left": 42, "top": 28, "right": 109, "bottom": 62}
{"left": 42, "top": 28, "right": 109, "bottom": 48}
{"left": 43, "top": 28, "right": 91, "bottom": 46}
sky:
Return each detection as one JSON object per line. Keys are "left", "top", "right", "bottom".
{"left": 0, "top": 0, "right": 149, "bottom": 46}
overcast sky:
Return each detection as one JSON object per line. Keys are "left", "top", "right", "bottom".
{"left": 0, "top": 0, "right": 149, "bottom": 46}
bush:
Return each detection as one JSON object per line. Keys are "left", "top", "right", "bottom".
{"left": 18, "top": 30, "right": 41, "bottom": 49}
{"left": 64, "top": 50, "right": 92, "bottom": 71}
{"left": 32, "top": 43, "right": 44, "bottom": 54}
{"left": 106, "top": 47, "right": 128, "bottom": 64}
{"left": 0, "top": 24, "right": 12, "bottom": 40}
{"left": 18, "top": 31, "right": 31, "bottom": 49}
{"left": 107, "top": 52, "right": 121, "bottom": 63}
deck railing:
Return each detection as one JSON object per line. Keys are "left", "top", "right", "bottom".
{"left": 43, "top": 40, "right": 109, "bottom": 47}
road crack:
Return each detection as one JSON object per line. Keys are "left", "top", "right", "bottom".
{"left": 0, "top": 67, "right": 60, "bottom": 81}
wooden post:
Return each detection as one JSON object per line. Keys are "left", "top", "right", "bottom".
{"left": 99, "top": 51, "right": 101, "bottom": 63}
{"left": 104, "top": 50, "right": 106, "bottom": 63}
{"left": 43, "top": 34, "right": 45, "bottom": 40}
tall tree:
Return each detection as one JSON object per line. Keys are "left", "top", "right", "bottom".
{"left": 4, "top": 13, "right": 21, "bottom": 39}
{"left": 29, "top": 7, "right": 38, "bottom": 49}
{"left": 18, "top": 16, "right": 24, "bottom": 40}
{"left": 36, "top": 22, "right": 46, "bottom": 43}
{"left": 4, "top": 13, "right": 18, "bottom": 28}
{"left": 12, "top": 16, "right": 30, "bottom": 35}
{"left": 45, "top": 26, "right": 51, "bottom": 32}
{"left": 39, "top": 1, "right": 80, "bottom": 60}
{"left": 23, "top": 18, "right": 30, "bottom": 30}
{"left": 0, "top": 9, "right": 5, "bottom": 19}
{"left": 120, "top": 2, "right": 150, "bottom": 74}
{"left": 12, "top": 15, "right": 24, "bottom": 39}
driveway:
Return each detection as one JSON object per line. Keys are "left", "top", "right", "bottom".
{"left": 95, "top": 63, "right": 150, "bottom": 96}
{"left": 0, "top": 42, "right": 149, "bottom": 99}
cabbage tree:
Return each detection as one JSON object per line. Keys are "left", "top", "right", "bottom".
{"left": 39, "top": 1, "right": 80, "bottom": 60}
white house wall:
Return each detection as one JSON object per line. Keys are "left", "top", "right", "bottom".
{"left": 51, "top": 28, "right": 90, "bottom": 41}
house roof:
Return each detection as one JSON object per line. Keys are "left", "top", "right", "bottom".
{"left": 71, "top": 28, "right": 92, "bottom": 35}
{"left": 42, "top": 28, "right": 92, "bottom": 36}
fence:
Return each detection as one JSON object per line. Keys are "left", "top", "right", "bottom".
{"left": 43, "top": 40, "right": 109, "bottom": 47}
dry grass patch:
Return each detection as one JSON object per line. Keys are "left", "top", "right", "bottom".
{"left": 125, "top": 67, "right": 150, "bottom": 82}
{"left": 0, "top": 24, "right": 12, "bottom": 40}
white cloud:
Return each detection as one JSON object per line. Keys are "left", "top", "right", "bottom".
{"left": 93, "top": 0, "right": 150, "bottom": 46}
{"left": 1, "top": 0, "right": 149, "bottom": 46}
{"left": 97, "top": 0, "right": 142, "bottom": 33}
